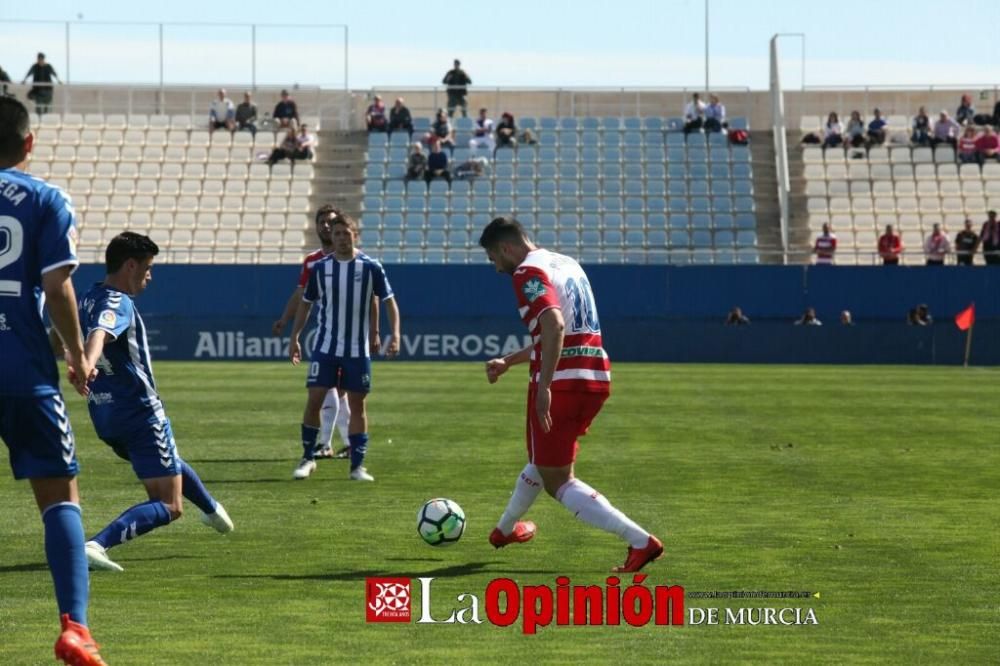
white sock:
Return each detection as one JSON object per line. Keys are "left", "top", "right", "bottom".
{"left": 557, "top": 478, "right": 650, "bottom": 548}
{"left": 318, "top": 390, "right": 339, "bottom": 448}
{"left": 496, "top": 464, "right": 544, "bottom": 535}
{"left": 336, "top": 393, "right": 351, "bottom": 447}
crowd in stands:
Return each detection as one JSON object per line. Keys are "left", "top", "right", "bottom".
{"left": 726, "top": 304, "right": 936, "bottom": 326}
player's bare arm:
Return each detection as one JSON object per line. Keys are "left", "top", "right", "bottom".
{"left": 370, "top": 295, "right": 381, "bottom": 355}
{"left": 288, "top": 299, "right": 313, "bottom": 365}
{"left": 485, "top": 345, "right": 532, "bottom": 384}
{"left": 273, "top": 286, "right": 304, "bottom": 336}
{"left": 384, "top": 296, "right": 401, "bottom": 358}
{"left": 42, "top": 265, "right": 93, "bottom": 395}
{"left": 535, "top": 308, "right": 566, "bottom": 434}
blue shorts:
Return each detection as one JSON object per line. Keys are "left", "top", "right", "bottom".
{"left": 306, "top": 355, "right": 372, "bottom": 393}
{"left": 99, "top": 417, "right": 182, "bottom": 480}
{"left": 0, "top": 394, "right": 80, "bottom": 480}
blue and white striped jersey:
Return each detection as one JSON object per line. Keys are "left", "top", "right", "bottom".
{"left": 79, "top": 283, "right": 165, "bottom": 436}
{"left": 303, "top": 252, "right": 393, "bottom": 359}
{"left": 0, "top": 167, "right": 78, "bottom": 397}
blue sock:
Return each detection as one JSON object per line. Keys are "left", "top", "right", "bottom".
{"left": 301, "top": 424, "right": 319, "bottom": 460}
{"left": 42, "top": 502, "right": 89, "bottom": 626}
{"left": 349, "top": 432, "right": 369, "bottom": 471}
{"left": 91, "top": 500, "right": 172, "bottom": 550}
{"left": 180, "top": 460, "right": 217, "bottom": 514}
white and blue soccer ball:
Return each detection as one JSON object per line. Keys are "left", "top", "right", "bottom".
{"left": 417, "top": 498, "right": 466, "bottom": 546}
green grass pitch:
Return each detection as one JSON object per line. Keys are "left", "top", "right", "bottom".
{"left": 2, "top": 362, "right": 998, "bottom": 664}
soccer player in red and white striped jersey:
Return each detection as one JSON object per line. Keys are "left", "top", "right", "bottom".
{"left": 479, "top": 217, "right": 662, "bottom": 573}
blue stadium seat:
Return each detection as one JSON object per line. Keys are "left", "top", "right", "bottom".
{"left": 714, "top": 214, "right": 735, "bottom": 230}
{"left": 537, "top": 197, "right": 558, "bottom": 212}
{"left": 581, "top": 117, "right": 600, "bottom": 131}
{"left": 603, "top": 180, "right": 623, "bottom": 196}
{"left": 360, "top": 229, "right": 380, "bottom": 247}
{"left": 602, "top": 131, "right": 622, "bottom": 148}
{"left": 516, "top": 164, "right": 536, "bottom": 179}
{"left": 669, "top": 214, "right": 689, "bottom": 229}
{"left": 471, "top": 198, "right": 493, "bottom": 214}
{"left": 691, "top": 213, "right": 712, "bottom": 229}
{"left": 447, "top": 229, "right": 469, "bottom": 247}
{"left": 646, "top": 147, "right": 666, "bottom": 163}
{"left": 473, "top": 180, "right": 492, "bottom": 196}
{"left": 733, "top": 163, "right": 752, "bottom": 179}
{"left": 601, "top": 117, "right": 620, "bottom": 131}
{"left": 385, "top": 180, "right": 405, "bottom": 197}
{"left": 413, "top": 117, "right": 431, "bottom": 132}
{"left": 425, "top": 247, "right": 446, "bottom": 263}
{"left": 559, "top": 164, "right": 579, "bottom": 180}
{"left": 708, "top": 132, "right": 728, "bottom": 147}
{"left": 581, "top": 133, "right": 601, "bottom": 148}
{"left": 520, "top": 117, "right": 537, "bottom": 130}
{"left": 647, "top": 229, "right": 668, "bottom": 247}
{"left": 646, "top": 180, "right": 667, "bottom": 197}
{"left": 428, "top": 196, "right": 448, "bottom": 213}
{"left": 625, "top": 197, "right": 644, "bottom": 213}
{"left": 402, "top": 213, "right": 424, "bottom": 229}
{"left": 689, "top": 180, "right": 709, "bottom": 196}
{"left": 581, "top": 180, "right": 600, "bottom": 196}
{"left": 450, "top": 213, "right": 470, "bottom": 230}
{"left": 666, "top": 133, "right": 685, "bottom": 147}
{"left": 494, "top": 181, "right": 514, "bottom": 197}
{"left": 710, "top": 147, "right": 730, "bottom": 163}
{"left": 515, "top": 180, "right": 535, "bottom": 196}
{"left": 537, "top": 180, "right": 557, "bottom": 196}
{"left": 560, "top": 134, "right": 580, "bottom": 148}
{"left": 734, "top": 197, "right": 755, "bottom": 213}
{"left": 710, "top": 164, "right": 731, "bottom": 180}
{"left": 494, "top": 149, "right": 515, "bottom": 163}
{"left": 647, "top": 197, "right": 667, "bottom": 213}
{"left": 368, "top": 133, "right": 388, "bottom": 147}
{"left": 388, "top": 147, "right": 407, "bottom": 162}
{"left": 559, "top": 213, "right": 580, "bottom": 230}
{"left": 688, "top": 148, "right": 708, "bottom": 163}
{"left": 516, "top": 213, "right": 535, "bottom": 230}
{"left": 623, "top": 117, "right": 642, "bottom": 131}
{"left": 362, "top": 195, "right": 382, "bottom": 212}
{"left": 624, "top": 148, "right": 643, "bottom": 163}
{"left": 514, "top": 196, "right": 534, "bottom": 213}
{"left": 365, "top": 164, "right": 385, "bottom": 179}
{"left": 603, "top": 197, "right": 623, "bottom": 213}
{"left": 494, "top": 196, "right": 514, "bottom": 212}
{"left": 733, "top": 179, "right": 754, "bottom": 196}
{"left": 581, "top": 147, "right": 600, "bottom": 162}
{"left": 537, "top": 163, "right": 558, "bottom": 179}
{"left": 668, "top": 181, "right": 687, "bottom": 196}
{"left": 731, "top": 146, "right": 751, "bottom": 162}
{"left": 404, "top": 229, "right": 424, "bottom": 246}
{"left": 644, "top": 117, "right": 663, "bottom": 131}
{"left": 736, "top": 248, "right": 759, "bottom": 264}
{"left": 667, "top": 164, "right": 687, "bottom": 180}
{"left": 539, "top": 133, "right": 558, "bottom": 148}
{"left": 668, "top": 199, "right": 689, "bottom": 214}
{"left": 581, "top": 197, "right": 601, "bottom": 213}
{"left": 452, "top": 147, "right": 471, "bottom": 163}
{"left": 383, "top": 213, "right": 404, "bottom": 229}
{"left": 427, "top": 213, "right": 447, "bottom": 230}
{"left": 713, "top": 197, "right": 733, "bottom": 214}
{"left": 560, "top": 148, "right": 580, "bottom": 163}
{"left": 602, "top": 147, "right": 623, "bottom": 162}
{"left": 364, "top": 178, "right": 384, "bottom": 196}
{"left": 362, "top": 213, "right": 382, "bottom": 229}
{"left": 735, "top": 213, "right": 756, "bottom": 230}
{"left": 730, "top": 117, "right": 748, "bottom": 130}
{"left": 581, "top": 214, "right": 601, "bottom": 230}
{"left": 669, "top": 230, "right": 690, "bottom": 247}
{"left": 517, "top": 147, "right": 538, "bottom": 163}
{"left": 604, "top": 214, "right": 624, "bottom": 231}
{"left": 540, "top": 117, "right": 558, "bottom": 131}
{"left": 690, "top": 249, "right": 714, "bottom": 264}
{"left": 429, "top": 180, "right": 449, "bottom": 196}
{"left": 451, "top": 195, "right": 470, "bottom": 212}
{"left": 455, "top": 117, "right": 474, "bottom": 131}
{"left": 624, "top": 165, "right": 644, "bottom": 180}
{"left": 689, "top": 164, "right": 709, "bottom": 179}
{"left": 405, "top": 195, "right": 425, "bottom": 212}
{"left": 642, "top": 130, "right": 663, "bottom": 145}
{"left": 387, "top": 164, "right": 406, "bottom": 179}
{"left": 604, "top": 229, "right": 624, "bottom": 246}
{"left": 624, "top": 214, "right": 644, "bottom": 230}
{"left": 624, "top": 180, "right": 644, "bottom": 196}
{"left": 494, "top": 164, "right": 514, "bottom": 179}
{"left": 581, "top": 229, "right": 601, "bottom": 246}
{"left": 537, "top": 229, "right": 557, "bottom": 246}
{"left": 736, "top": 231, "right": 757, "bottom": 247}
{"left": 715, "top": 230, "right": 735, "bottom": 247}
{"left": 646, "top": 163, "right": 666, "bottom": 180}
{"left": 559, "top": 181, "right": 579, "bottom": 196}
{"left": 623, "top": 132, "right": 642, "bottom": 147}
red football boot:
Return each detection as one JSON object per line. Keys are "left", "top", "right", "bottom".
{"left": 613, "top": 535, "right": 664, "bottom": 573}
{"left": 489, "top": 521, "right": 537, "bottom": 549}
{"left": 54, "top": 614, "right": 107, "bottom": 665}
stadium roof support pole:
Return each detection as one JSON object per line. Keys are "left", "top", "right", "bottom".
{"left": 251, "top": 24, "right": 256, "bottom": 91}
{"left": 770, "top": 35, "right": 790, "bottom": 263}
{"left": 704, "top": 0, "right": 709, "bottom": 94}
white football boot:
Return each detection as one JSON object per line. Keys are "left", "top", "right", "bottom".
{"left": 200, "top": 502, "right": 234, "bottom": 534}
{"left": 85, "top": 541, "right": 124, "bottom": 573}
{"left": 292, "top": 458, "right": 317, "bottom": 480}
{"left": 349, "top": 466, "right": 374, "bottom": 482}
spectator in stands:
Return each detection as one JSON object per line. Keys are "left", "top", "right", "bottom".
{"left": 724, "top": 306, "right": 750, "bottom": 326}
{"left": 908, "top": 304, "right": 933, "bottom": 326}
{"left": 442, "top": 59, "right": 472, "bottom": 118}
{"left": 425, "top": 141, "right": 451, "bottom": 186}
{"left": 955, "top": 94, "right": 976, "bottom": 126}
{"left": 794, "top": 307, "right": 822, "bottom": 326}
{"left": 867, "top": 108, "right": 888, "bottom": 146}
{"left": 683, "top": 93, "right": 706, "bottom": 134}
{"left": 955, "top": 218, "right": 979, "bottom": 265}
{"left": 980, "top": 210, "right": 1000, "bottom": 265}
{"left": 993, "top": 99, "right": 1000, "bottom": 129}
{"left": 931, "top": 111, "right": 960, "bottom": 149}
{"left": 878, "top": 224, "right": 903, "bottom": 265}
{"left": 22, "top": 52, "right": 60, "bottom": 115}
{"left": 840, "top": 310, "right": 855, "bottom": 326}
{"left": 975, "top": 125, "right": 1000, "bottom": 163}
{"left": 267, "top": 128, "right": 299, "bottom": 167}
{"left": 845, "top": 111, "right": 866, "bottom": 148}
{"left": 822, "top": 112, "right": 844, "bottom": 148}
{"left": 704, "top": 95, "right": 726, "bottom": 132}
{"left": 0, "top": 64, "right": 11, "bottom": 96}
{"left": 496, "top": 112, "right": 517, "bottom": 151}
{"left": 405, "top": 142, "right": 427, "bottom": 183}
{"left": 388, "top": 97, "right": 413, "bottom": 137}
{"left": 923, "top": 223, "right": 950, "bottom": 265}
{"left": 430, "top": 109, "right": 455, "bottom": 152}
{"left": 957, "top": 125, "right": 979, "bottom": 164}
{"left": 235, "top": 92, "right": 257, "bottom": 136}
{"left": 469, "top": 108, "right": 495, "bottom": 153}
{"left": 295, "top": 124, "right": 316, "bottom": 161}
{"left": 813, "top": 222, "right": 837, "bottom": 264}
{"left": 911, "top": 106, "right": 932, "bottom": 146}
{"left": 273, "top": 89, "right": 300, "bottom": 129}
{"left": 366, "top": 95, "right": 387, "bottom": 133}
{"left": 209, "top": 89, "right": 236, "bottom": 133}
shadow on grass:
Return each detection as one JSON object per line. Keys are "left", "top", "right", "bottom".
{"left": 214, "top": 561, "right": 563, "bottom": 582}
{"left": 186, "top": 459, "right": 290, "bottom": 464}
{"left": 199, "top": 478, "right": 290, "bottom": 484}
{"left": 0, "top": 562, "right": 48, "bottom": 573}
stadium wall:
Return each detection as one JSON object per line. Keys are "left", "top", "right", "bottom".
{"left": 71, "top": 265, "right": 1000, "bottom": 365}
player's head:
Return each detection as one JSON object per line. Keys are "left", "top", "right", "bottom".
{"left": 105, "top": 232, "right": 159, "bottom": 296}
{"left": 314, "top": 204, "right": 343, "bottom": 245}
{"left": 479, "top": 217, "right": 535, "bottom": 274}
{"left": 0, "top": 96, "right": 34, "bottom": 169}
{"left": 327, "top": 209, "right": 358, "bottom": 255}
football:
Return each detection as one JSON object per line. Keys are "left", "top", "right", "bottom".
{"left": 416, "top": 498, "right": 466, "bottom": 546}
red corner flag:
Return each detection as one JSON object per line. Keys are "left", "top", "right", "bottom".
{"left": 955, "top": 303, "right": 976, "bottom": 331}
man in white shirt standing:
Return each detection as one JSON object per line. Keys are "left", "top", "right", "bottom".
{"left": 469, "top": 107, "right": 495, "bottom": 153}
{"left": 923, "top": 223, "right": 951, "bottom": 265}
{"left": 683, "top": 93, "right": 707, "bottom": 134}
{"left": 209, "top": 89, "right": 235, "bottom": 133}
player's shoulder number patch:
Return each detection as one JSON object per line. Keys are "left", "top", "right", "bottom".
{"left": 522, "top": 276, "right": 547, "bottom": 303}
{"left": 98, "top": 310, "right": 117, "bottom": 328}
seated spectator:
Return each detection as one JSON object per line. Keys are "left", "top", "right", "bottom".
{"left": 822, "top": 112, "right": 844, "bottom": 148}
{"left": 794, "top": 308, "right": 822, "bottom": 326}
{"left": 813, "top": 222, "right": 837, "bottom": 264}
{"left": 840, "top": 310, "right": 854, "bottom": 326}
{"left": 267, "top": 128, "right": 299, "bottom": 166}
{"left": 295, "top": 124, "right": 316, "bottom": 161}
{"left": 911, "top": 106, "right": 932, "bottom": 146}
{"left": 954, "top": 218, "right": 979, "bottom": 265}
{"left": 520, "top": 127, "right": 538, "bottom": 145}
{"left": 273, "top": 89, "right": 300, "bottom": 129}
{"left": 867, "top": 108, "right": 887, "bottom": 146}
{"left": 724, "top": 306, "right": 750, "bottom": 326}
{"left": 388, "top": 97, "right": 413, "bottom": 137}
{"left": 366, "top": 95, "right": 387, "bottom": 132}
{"left": 907, "top": 304, "right": 932, "bottom": 326}
{"left": 975, "top": 125, "right": 1000, "bottom": 163}
{"left": 429, "top": 108, "right": 455, "bottom": 152}
{"left": 209, "top": 89, "right": 236, "bottom": 133}
{"left": 845, "top": 111, "right": 866, "bottom": 148}
{"left": 496, "top": 112, "right": 517, "bottom": 150}
{"left": 931, "top": 111, "right": 960, "bottom": 149}
{"left": 235, "top": 92, "right": 258, "bottom": 136}
{"left": 404, "top": 142, "right": 427, "bottom": 182}
{"left": 980, "top": 210, "right": 1000, "bottom": 265}
{"left": 877, "top": 224, "right": 903, "bottom": 265}
{"left": 425, "top": 141, "right": 451, "bottom": 186}
{"left": 704, "top": 95, "right": 726, "bottom": 132}
{"left": 956, "top": 94, "right": 975, "bottom": 126}
{"left": 455, "top": 156, "right": 488, "bottom": 179}
{"left": 683, "top": 93, "right": 706, "bottom": 134}
{"left": 469, "top": 108, "right": 495, "bottom": 153}
{"left": 923, "top": 223, "right": 950, "bottom": 265}
{"left": 957, "top": 125, "right": 979, "bottom": 164}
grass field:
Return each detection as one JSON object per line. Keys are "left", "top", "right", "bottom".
{"left": 2, "top": 362, "right": 998, "bottom": 665}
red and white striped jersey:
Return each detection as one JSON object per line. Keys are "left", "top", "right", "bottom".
{"left": 814, "top": 234, "right": 837, "bottom": 264}
{"left": 297, "top": 248, "right": 331, "bottom": 287}
{"left": 512, "top": 249, "right": 611, "bottom": 393}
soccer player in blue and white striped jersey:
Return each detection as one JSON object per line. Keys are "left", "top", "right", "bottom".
{"left": 289, "top": 211, "right": 400, "bottom": 481}
{"left": 77, "top": 232, "right": 233, "bottom": 574}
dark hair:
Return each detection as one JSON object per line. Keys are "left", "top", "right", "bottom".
{"left": 37, "top": 52, "right": 45, "bottom": 59}
{"left": 315, "top": 205, "right": 358, "bottom": 233}
{"left": 479, "top": 216, "right": 528, "bottom": 250}
{"left": 0, "top": 96, "right": 31, "bottom": 165}
{"left": 105, "top": 232, "right": 159, "bottom": 274}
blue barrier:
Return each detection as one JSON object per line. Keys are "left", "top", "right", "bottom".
{"left": 72, "top": 264, "right": 999, "bottom": 364}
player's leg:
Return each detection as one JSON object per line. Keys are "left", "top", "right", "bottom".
{"left": 316, "top": 388, "right": 339, "bottom": 457}
{"left": 490, "top": 390, "right": 542, "bottom": 548}
{"left": 294, "top": 358, "right": 338, "bottom": 479}
{"left": 343, "top": 357, "right": 374, "bottom": 481}
{"left": 335, "top": 388, "right": 352, "bottom": 455}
